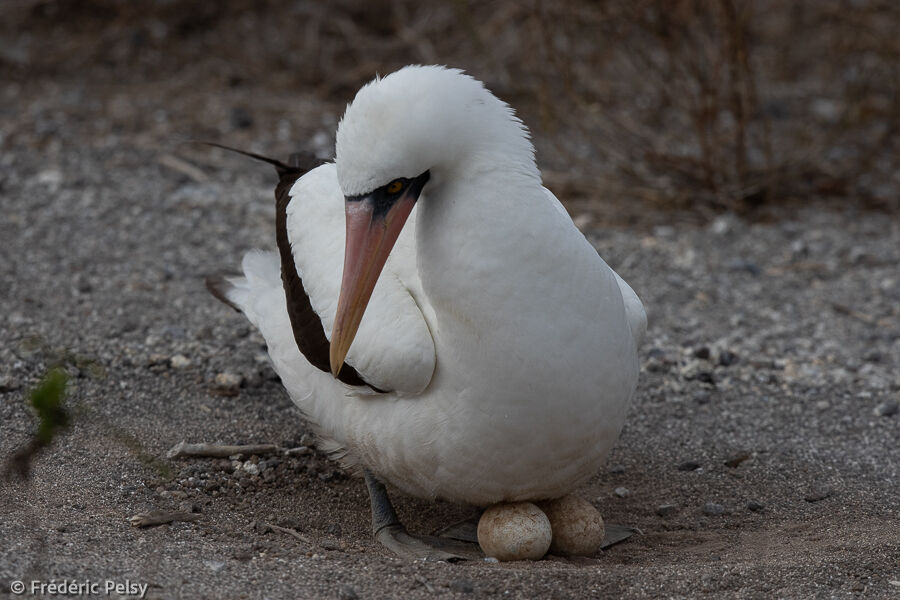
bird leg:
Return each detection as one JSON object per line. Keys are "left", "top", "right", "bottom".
{"left": 363, "top": 469, "right": 482, "bottom": 561}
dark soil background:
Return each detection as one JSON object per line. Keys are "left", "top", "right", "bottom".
{"left": 1, "top": 1, "right": 899, "bottom": 599}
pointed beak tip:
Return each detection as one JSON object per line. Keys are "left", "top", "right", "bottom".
{"left": 329, "top": 345, "right": 344, "bottom": 378}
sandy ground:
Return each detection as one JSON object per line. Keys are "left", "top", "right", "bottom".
{"left": 2, "top": 72, "right": 900, "bottom": 600}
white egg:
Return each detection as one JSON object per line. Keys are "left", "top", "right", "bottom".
{"left": 477, "top": 502, "right": 552, "bottom": 561}
{"left": 538, "top": 494, "right": 605, "bottom": 556}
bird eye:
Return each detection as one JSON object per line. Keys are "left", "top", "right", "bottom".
{"left": 386, "top": 180, "right": 405, "bottom": 194}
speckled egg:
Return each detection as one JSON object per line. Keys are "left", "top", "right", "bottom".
{"left": 476, "top": 502, "right": 552, "bottom": 561}
{"left": 538, "top": 494, "right": 605, "bottom": 556}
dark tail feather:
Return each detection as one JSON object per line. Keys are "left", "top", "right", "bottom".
{"left": 205, "top": 272, "right": 242, "bottom": 313}
{"left": 187, "top": 141, "right": 320, "bottom": 177}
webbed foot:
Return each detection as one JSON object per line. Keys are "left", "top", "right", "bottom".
{"left": 376, "top": 524, "right": 482, "bottom": 561}
{"left": 364, "top": 470, "right": 482, "bottom": 561}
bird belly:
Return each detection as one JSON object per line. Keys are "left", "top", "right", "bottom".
{"left": 345, "top": 316, "right": 640, "bottom": 505}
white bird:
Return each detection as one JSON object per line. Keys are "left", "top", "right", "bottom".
{"left": 209, "top": 65, "right": 646, "bottom": 559}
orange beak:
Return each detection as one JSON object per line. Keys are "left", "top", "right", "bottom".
{"left": 329, "top": 187, "right": 418, "bottom": 377}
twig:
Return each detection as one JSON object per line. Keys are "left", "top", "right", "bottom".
{"left": 129, "top": 510, "right": 202, "bottom": 528}
{"left": 166, "top": 441, "right": 283, "bottom": 459}
{"left": 266, "top": 523, "right": 313, "bottom": 545}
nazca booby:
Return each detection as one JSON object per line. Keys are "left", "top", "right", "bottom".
{"left": 209, "top": 65, "right": 646, "bottom": 559}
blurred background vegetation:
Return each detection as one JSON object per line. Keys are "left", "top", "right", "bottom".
{"left": 2, "top": 0, "right": 898, "bottom": 219}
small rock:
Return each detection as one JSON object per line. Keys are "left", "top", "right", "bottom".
{"left": 696, "top": 371, "right": 715, "bottom": 385}
{"left": 680, "top": 361, "right": 715, "bottom": 385}
{"left": 338, "top": 585, "right": 359, "bottom": 600}
{"left": 718, "top": 350, "right": 738, "bottom": 367}
{"left": 325, "top": 523, "right": 343, "bottom": 537}
{"left": 252, "top": 520, "right": 272, "bottom": 534}
{"left": 724, "top": 453, "right": 750, "bottom": 468}
{"left": 608, "top": 464, "right": 626, "bottom": 474}
{"left": 178, "top": 501, "right": 201, "bottom": 514}
{"left": 0, "top": 375, "right": 20, "bottom": 392}
{"left": 678, "top": 461, "right": 701, "bottom": 472}
{"left": 726, "top": 259, "right": 761, "bottom": 276}
{"left": 693, "top": 346, "right": 711, "bottom": 360}
{"left": 709, "top": 216, "right": 731, "bottom": 235}
{"left": 693, "top": 391, "right": 711, "bottom": 405}
{"left": 614, "top": 487, "right": 630, "bottom": 498}
{"left": 230, "top": 106, "right": 254, "bottom": 129}
{"left": 203, "top": 560, "right": 225, "bottom": 572}
{"left": 319, "top": 539, "right": 340, "bottom": 551}
{"left": 146, "top": 353, "right": 168, "bottom": 368}
{"left": 36, "top": 169, "right": 63, "bottom": 191}
{"left": 169, "top": 354, "right": 191, "bottom": 369}
{"left": 242, "top": 461, "right": 260, "bottom": 476}
{"left": 702, "top": 502, "right": 726, "bottom": 516}
{"left": 449, "top": 579, "right": 475, "bottom": 594}
{"left": 873, "top": 400, "right": 898, "bottom": 417}
{"left": 656, "top": 504, "right": 678, "bottom": 517}
{"left": 746, "top": 501, "right": 764, "bottom": 512}
{"left": 863, "top": 351, "right": 883, "bottom": 363}
{"left": 804, "top": 487, "right": 832, "bottom": 502}
{"left": 212, "top": 372, "right": 243, "bottom": 396}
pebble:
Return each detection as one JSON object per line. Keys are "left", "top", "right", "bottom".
{"left": 449, "top": 579, "right": 475, "bottom": 594}
{"left": 233, "top": 549, "right": 254, "bottom": 561}
{"left": 608, "top": 464, "right": 626, "bottom": 474}
{"left": 656, "top": 504, "right": 678, "bottom": 517}
{"left": 213, "top": 372, "right": 243, "bottom": 396}
{"left": 746, "top": 501, "right": 764, "bottom": 512}
{"left": 724, "top": 453, "right": 750, "bottom": 468}
{"left": 718, "top": 350, "right": 739, "bottom": 366}
{"left": 614, "top": 487, "right": 630, "bottom": 498}
{"left": 873, "top": 400, "right": 898, "bottom": 417}
{"left": 0, "top": 375, "right": 20, "bottom": 392}
{"left": 203, "top": 560, "right": 225, "bottom": 572}
{"left": 678, "top": 460, "right": 701, "bottom": 471}
{"left": 319, "top": 539, "right": 340, "bottom": 551}
{"left": 338, "top": 585, "right": 359, "bottom": 600}
{"left": 680, "top": 361, "right": 715, "bottom": 384}
{"left": 252, "top": 520, "right": 272, "bottom": 534}
{"left": 693, "top": 391, "right": 711, "bottom": 405}
{"left": 804, "top": 487, "right": 832, "bottom": 502}
{"left": 230, "top": 106, "right": 254, "bottom": 129}
{"left": 702, "top": 502, "right": 726, "bottom": 516}
{"left": 169, "top": 354, "right": 191, "bottom": 369}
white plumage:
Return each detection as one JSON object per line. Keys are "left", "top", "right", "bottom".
{"left": 218, "top": 65, "right": 646, "bottom": 506}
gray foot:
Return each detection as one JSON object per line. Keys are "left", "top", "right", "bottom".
{"left": 432, "top": 513, "right": 482, "bottom": 543}
{"left": 364, "top": 470, "right": 482, "bottom": 561}
{"left": 376, "top": 524, "right": 482, "bottom": 561}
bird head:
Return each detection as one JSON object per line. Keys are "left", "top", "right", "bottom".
{"left": 329, "top": 65, "right": 537, "bottom": 377}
